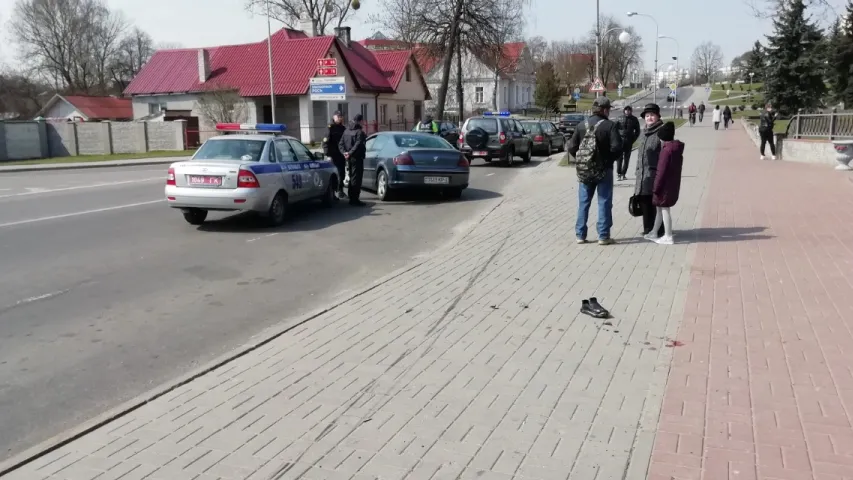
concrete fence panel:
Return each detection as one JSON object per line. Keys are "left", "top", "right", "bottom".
{"left": 5, "top": 122, "right": 43, "bottom": 160}
{"left": 110, "top": 122, "right": 147, "bottom": 154}
{"left": 47, "top": 122, "right": 78, "bottom": 157}
{"left": 76, "top": 122, "right": 112, "bottom": 155}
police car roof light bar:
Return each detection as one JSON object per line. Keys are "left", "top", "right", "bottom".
{"left": 482, "top": 111, "right": 511, "bottom": 117}
{"left": 215, "top": 123, "right": 287, "bottom": 133}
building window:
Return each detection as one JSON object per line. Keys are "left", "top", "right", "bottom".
{"left": 396, "top": 104, "right": 405, "bottom": 123}
{"left": 379, "top": 104, "right": 387, "bottom": 124}
{"left": 336, "top": 103, "right": 349, "bottom": 121}
{"left": 475, "top": 87, "right": 484, "bottom": 104}
{"left": 405, "top": 65, "right": 411, "bottom": 82}
{"left": 148, "top": 103, "right": 166, "bottom": 115}
{"left": 360, "top": 102, "right": 369, "bottom": 121}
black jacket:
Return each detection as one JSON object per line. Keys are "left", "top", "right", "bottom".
{"left": 567, "top": 114, "right": 623, "bottom": 166}
{"left": 322, "top": 122, "right": 346, "bottom": 158}
{"left": 616, "top": 114, "right": 641, "bottom": 144}
{"left": 758, "top": 110, "right": 775, "bottom": 132}
{"left": 339, "top": 122, "right": 367, "bottom": 159}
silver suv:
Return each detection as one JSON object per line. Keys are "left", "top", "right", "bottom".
{"left": 458, "top": 113, "right": 533, "bottom": 167}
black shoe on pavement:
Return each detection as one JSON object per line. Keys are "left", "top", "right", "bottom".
{"left": 349, "top": 200, "right": 367, "bottom": 206}
{"left": 588, "top": 297, "right": 611, "bottom": 318}
{"left": 581, "top": 300, "right": 596, "bottom": 318}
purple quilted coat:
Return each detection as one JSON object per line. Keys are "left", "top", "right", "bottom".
{"left": 652, "top": 140, "right": 685, "bottom": 208}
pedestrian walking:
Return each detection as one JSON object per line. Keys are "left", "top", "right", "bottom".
{"left": 633, "top": 103, "right": 666, "bottom": 238}
{"left": 615, "top": 105, "right": 640, "bottom": 181}
{"left": 758, "top": 103, "right": 778, "bottom": 160}
{"left": 723, "top": 105, "right": 733, "bottom": 129}
{"left": 566, "top": 97, "right": 623, "bottom": 246}
{"left": 712, "top": 105, "right": 722, "bottom": 130}
{"left": 644, "top": 121, "right": 684, "bottom": 245}
{"left": 688, "top": 102, "right": 697, "bottom": 126}
{"left": 698, "top": 102, "right": 706, "bottom": 122}
{"left": 338, "top": 114, "right": 368, "bottom": 206}
{"left": 322, "top": 111, "right": 348, "bottom": 199}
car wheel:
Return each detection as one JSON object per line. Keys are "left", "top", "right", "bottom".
{"left": 444, "top": 187, "right": 463, "bottom": 200}
{"left": 546, "top": 141, "right": 552, "bottom": 154}
{"left": 267, "top": 192, "right": 288, "bottom": 226}
{"left": 522, "top": 144, "right": 532, "bottom": 163}
{"left": 182, "top": 208, "right": 207, "bottom": 225}
{"left": 557, "top": 140, "right": 565, "bottom": 152}
{"left": 500, "top": 148, "right": 514, "bottom": 167}
{"left": 321, "top": 177, "right": 338, "bottom": 207}
{"left": 376, "top": 170, "right": 394, "bottom": 201}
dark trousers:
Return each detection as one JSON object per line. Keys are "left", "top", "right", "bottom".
{"left": 638, "top": 195, "right": 665, "bottom": 237}
{"left": 698, "top": 111, "right": 704, "bottom": 122}
{"left": 347, "top": 157, "right": 364, "bottom": 201}
{"left": 723, "top": 117, "right": 731, "bottom": 128}
{"left": 759, "top": 130, "right": 776, "bottom": 156}
{"left": 617, "top": 142, "right": 631, "bottom": 176}
{"left": 331, "top": 156, "right": 346, "bottom": 192}
{"left": 714, "top": 122, "right": 720, "bottom": 130}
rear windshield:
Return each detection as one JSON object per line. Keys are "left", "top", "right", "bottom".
{"left": 464, "top": 118, "right": 499, "bottom": 134}
{"left": 393, "top": 134, "right": 453, "bottom": 149}
{"left": 562, "top": 115, "right": 585, "bottom": 122}
{"left": 193, "top": 139, "right": 266, "bottom": 162}
{"left": 520, "top": 122, "right": 543, "bottom": 133}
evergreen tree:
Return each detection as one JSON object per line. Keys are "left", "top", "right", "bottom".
{"left": 744, "top": 41, "right": 765, "bottom": 83}
{"left": 835, "top": 0, "right": 853, "bottom": 106}
{"left": 763, "top": 0, "right": 827, "bottom": 114}
{"left": 534, "top": 62, "right": 562, "bottom": 113}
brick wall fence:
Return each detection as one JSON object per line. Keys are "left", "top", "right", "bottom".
{"left": 0, "top": 120, "right": 187, "bottom": 162}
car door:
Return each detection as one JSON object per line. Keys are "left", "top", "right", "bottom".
{"left": 274, "top": 139, "right": 308, "bottom": 201}
{"left": 512, "top": 119, "right": 528, "bottom": 153}
{"left": 287, "top": 139, "right": 320, "bottom": 198}
{"left": 363, "top": 135, "right": 379, "bottom": 189}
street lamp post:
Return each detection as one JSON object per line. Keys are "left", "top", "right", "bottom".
{"left": 594, "top": 26, "right": 631, "bottom": 99}
{"left": 627, "top": 12, "right": 659, "bottom": 103}
{"left": 266, "top": 0, "right": 276, "bottom": 123}
{"left": 659, "top": 35, "right": 678, "bottom": 118}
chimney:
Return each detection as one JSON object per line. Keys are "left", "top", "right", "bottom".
{"left": 197, "top": 49, "right": 210, "bottom": 83}
{"left": 298, "top": 17, "right": 317, "bottom": 37}
{"left": 334, "top": 27, "right": 351, "bottom": 47}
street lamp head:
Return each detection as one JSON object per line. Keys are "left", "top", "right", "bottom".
{"left": 627, "top": 11, "right": 637, "bottom": 16}
{"left": 618, "top": 31, "right": 631, "bottom": 43}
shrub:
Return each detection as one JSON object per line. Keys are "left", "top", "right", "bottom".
{"left": 751, "top": 103, "right": 759, "bottom": 110}
{"left": 738, "top": 104, "right": 746, "bottom": 111}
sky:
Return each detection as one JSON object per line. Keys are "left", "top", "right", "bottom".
{"left": 0, "top": 0, "right": 846, "bottom": 73}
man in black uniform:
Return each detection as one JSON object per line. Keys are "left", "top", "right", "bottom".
{"left": 338, "top": 114, "right": 367, "bottom": 206}
{"left": 322, "top": 111, "right": 347, "bottom": 198}
{"left": 614, "top": 105, "right": 640, "bottom": 181}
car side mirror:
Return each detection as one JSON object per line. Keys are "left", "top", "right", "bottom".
{"left": 313, "top": 151, "right": 325, "bottom": 160}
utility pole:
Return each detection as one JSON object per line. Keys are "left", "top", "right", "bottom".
{"left": 594, "top": 0, "right": 600, "bottom": 98}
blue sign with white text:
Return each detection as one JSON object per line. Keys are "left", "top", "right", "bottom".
{"left": 310, "top": 84, "right": 346, "bottom": 94}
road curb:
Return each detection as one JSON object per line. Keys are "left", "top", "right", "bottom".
{"left": 0, "top": 192, "right": 507, "bottom": 477}
{"left": 0, "top": 159, "right": 178, "bottom": 173}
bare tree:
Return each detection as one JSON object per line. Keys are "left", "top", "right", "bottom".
{"left": 245, "top": 0, "right": 355, "bottom": 36}
{"left": 155, "top": 42, "right": 184, "bottom": 50}
{"left": 691, "top": 41, "right": 724, "bottom": 84}
{"left": 526, "top": 35, "right": 549, "bottom": 66}
{"left": 578, "top": 16, "right": 643, "bottom": 86}
{"left": 745, "top": 0, "right": 836, "bottom": 20}
{"left": 548, "top": 41, "right": 590, "bottom": 87}
{"left": 110, "top": 27, "right": 155, "bottom": 91}
{"left": 0, "top": 67, "right": 51, "bottom": 118}
{"left": 195, "top": 88, "right": 248, "bottom": 124}
{"left": 480, "top": 0, "right": 525, "bottom": 109}
{"left": 368, "top": 0, "right": 426, "bottom": 44}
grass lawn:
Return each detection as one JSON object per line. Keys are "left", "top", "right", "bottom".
{"left": 711, "top": 82, "right": 763, "bottom": 92}
{"left": 3, "top": 150, "right": 195, "bottom": 166}
{"left": 557, "top": 117, "right": 688, "bottom": 166}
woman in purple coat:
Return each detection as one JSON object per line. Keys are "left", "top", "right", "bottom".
{"left": 645, "top": 122, "right": 684, "bottom": 245}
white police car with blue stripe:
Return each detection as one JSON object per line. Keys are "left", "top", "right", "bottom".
{"left": 165, "top": 123, "right": 340, "bottom": 226}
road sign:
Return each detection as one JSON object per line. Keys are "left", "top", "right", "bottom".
{"left": 668, "top": 83, "right": 677, "bottom": 91}
{"left": 574, "top": 87, "right": 581, "bottom": 94}
{"left": 317, "top": 67, "right": 337, "bottom": 76}
{"left": 590, "top": 78, "right": 605, "bottom": 92}
{"left": 310, "top": 76, "right": 346, "bottom": 100}
{"left": 618, "top": 83, "right": 623, "bottom": 89}
{"left": 317, "top": 58, "right": 337, "bottom": 67}
{"left": 572, "top": 92, "right": 581, "bottom": 101}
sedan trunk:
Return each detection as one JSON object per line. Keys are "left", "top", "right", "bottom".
{"left": 406, "top": 149, "right": 463, "bottom": 169}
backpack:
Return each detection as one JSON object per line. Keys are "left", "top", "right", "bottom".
{"left": 575, "top": 119, "right": 606, "bottom": 183}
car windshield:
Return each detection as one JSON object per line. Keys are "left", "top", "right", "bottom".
{"left": 562, "top": 115, "right": 585, "bottom": 122}
{"left": 393, "top": 134, "right": 453, "bottom": 149}
{"left": 193, "top": 139, "right": 266, "bottom": 162}
{"left": 465, "top": 118, "right": 498, "bottom": 134}
{"left": 521, "top": 122, "right": 543, "bottom": 133}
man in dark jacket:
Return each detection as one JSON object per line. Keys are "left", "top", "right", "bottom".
{"left": 697, "top": 102, "right": 706, "bottom": 122}
{"left": 322, "top": 111, "right": 347, "bottom": 198}
{"left": 615, "top": 105, "right": 640, "bottom": 181}
{"left": 758, "top": 103, "right": 777, "bottom": 160}
{"left": 338, "top": 114, "right": 368, "bottom": 206}
{"left": 566, "top": 97, "right": 623, "bottom": 245}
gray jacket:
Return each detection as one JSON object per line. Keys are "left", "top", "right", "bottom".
{"left": 634, "top": 121, "right": 664, "bottom": 196}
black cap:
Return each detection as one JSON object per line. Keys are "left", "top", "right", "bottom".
{"left": 658, "top": 121, "right": 675, "bottom": 141}
{"left": 332, "top": 110, "right": 342, "bottom": 116}
{"left": 640, "top": 103, "right": 661, "bottom": 118}
{"left": 353, "top": 114, "right": 364, "bottom": 122}
{"left": 592, "top": 97, "right": 611, "bottom": 108}
{"left": 624, "top": 105, "right": 633, "bottom": 111}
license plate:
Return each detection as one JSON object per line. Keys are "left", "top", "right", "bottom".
{"left": 473, "top": 151, "right": 488, "bottom": 156}
{"left": 424, "top": 176, "right": 449, "bottom": 185}
{"left": 188, "top": 175, "right": 222, "bottom": 186}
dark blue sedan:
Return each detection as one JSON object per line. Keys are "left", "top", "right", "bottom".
{"left": 363, "top": 132, "right": 470, "bottom": 201}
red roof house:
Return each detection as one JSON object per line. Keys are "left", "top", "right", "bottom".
{"left": 34, "top": 95, "right": 133, "bottom": 121}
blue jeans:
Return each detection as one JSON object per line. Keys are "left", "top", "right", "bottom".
{"left": 575, "top": 167, "right": 614, "bottom": 240}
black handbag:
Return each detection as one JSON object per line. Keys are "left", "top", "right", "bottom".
{"left": 628, "top": 195, "right": 643, "bottom": 217}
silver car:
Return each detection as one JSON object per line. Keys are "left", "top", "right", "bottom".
{"left": 165, "top": 132, "right": 339, "bottom": 226}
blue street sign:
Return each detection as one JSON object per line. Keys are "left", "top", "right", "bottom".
{"left": 572, "top": 93, "right": 581, "bottom": 100}
{"left": 309, "top": 81, "right": 346, "bottom": 100}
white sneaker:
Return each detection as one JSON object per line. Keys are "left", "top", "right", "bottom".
{"left": 760, "top": 155, "right": 765, "bottom": 160}
{"left": 771, "top": 155, "right": 777, "bottom": 160}
{"left": 643, "top": 232, "right": 659, "bottom": 241}
{"left": 655, "top": 235, "right": 674, "bottom": 245}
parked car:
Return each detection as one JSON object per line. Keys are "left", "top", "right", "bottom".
{"left": 558, "top": 114, "right": 587, "bottom": 136}
{"left": 519, "top": 120, "right": 565, "bottom": 155}
{"left": 165, "top": 123, "right": 338, "bottom": 226}
{"left": 362, "top": 132, "right": 469, "bottom": 201}
{"left": 411, "top": 120, "right": 460, "bottom": 148}
{"left": 458, "top": 112, "right": 533, "bottom": 167}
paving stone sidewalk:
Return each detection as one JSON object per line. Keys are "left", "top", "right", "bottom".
{"left": 649, "top": 128, "right": 853, "bottom": 480}
{"left": 3, "top": 126, "right": 719, "bottom": 480}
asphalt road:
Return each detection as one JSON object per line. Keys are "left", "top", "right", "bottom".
{"left": 623, "top": 86, "right": 699, "bottom": 111}
{"left": 0, "top": 154, "right": 553, "bottom": 461}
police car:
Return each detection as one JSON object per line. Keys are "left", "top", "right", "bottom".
{"left": 165, "top": 123, "right": 340, "bottom": 226}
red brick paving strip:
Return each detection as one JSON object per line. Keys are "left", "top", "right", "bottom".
{"left": 648, "top": 129, "right": 853, "bottom": 480}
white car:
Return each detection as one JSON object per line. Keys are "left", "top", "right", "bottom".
{"left": 165, "top": 123, "right": 340, "bottom": 226}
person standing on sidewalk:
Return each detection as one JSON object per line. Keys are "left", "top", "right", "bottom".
{"left": 339, "top": 114, "right": 368, "bottom": 206}
{"left": 758, "top": 103, "right": 778, "bottom": 160}
{"left": 322, "top": 111, "right": 348, "bottom": 199}
{"left": 645, "top": 121, "right": 684, "bottom": 245}
{"left": 723, "top": 105, "right": 733, "bottom": 129}
{"left": 634, "top": 103, "right": 666, "bottom": 238}
{"left": 712, "top": 105, "right": 722, "bottom": 130}
{"left": 615, "top": 105, "right": 640, "bottom": 181}
{"left": 567, "top": 97, "right": 623, "bottom": 246}
{"left": 698, "top": 102, "right": 706, "bottom": 123}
